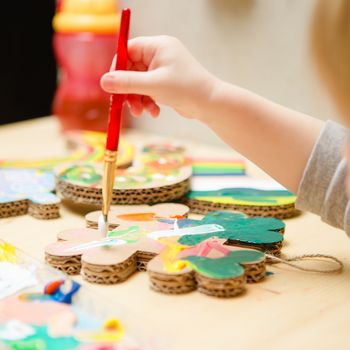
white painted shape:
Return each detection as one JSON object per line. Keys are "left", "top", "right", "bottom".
{"left": 64, "top": 238, "right": 127, "bottom": 253}
{"left": 0, "top": 263, "right": 37, "bottom": 300}
{"left": 0, "top": 320, "right": 35, "bottom": 341}
{"left": 147, "top": 224, "right": 225, "bottom": 240}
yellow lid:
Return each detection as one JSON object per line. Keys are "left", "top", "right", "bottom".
{"left": 53, "top": 0, "right": 120, "bottom": 34}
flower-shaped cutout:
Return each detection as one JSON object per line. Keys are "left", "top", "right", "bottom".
{"left": 45, "top": 206, "right": 275, "bottom": 297}
{"left": 148, "top": 237, "right": 266, "bottom": 297}
{"left": 56, "top": 144, "right": 192, "bottom": 207}
{"left": 45, "top": 204, "right": 189, "bottom": 281}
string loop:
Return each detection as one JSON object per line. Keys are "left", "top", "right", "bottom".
{"left": 266, "top": 253, "right": 344, "bottom": 273}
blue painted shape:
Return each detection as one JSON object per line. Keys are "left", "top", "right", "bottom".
{"left": 0, "top": 169, "right": 59, "bottom": 205}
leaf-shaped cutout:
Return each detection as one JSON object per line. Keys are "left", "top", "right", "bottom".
{"left": 183, "top": 249, "right": 265, "bottom": 279}
{"left": 178, "top": 211, "right": 284, "bottom": 246}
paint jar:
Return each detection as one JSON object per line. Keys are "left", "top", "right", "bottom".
{"left": 52, "top": 0, "right": 126, "bottom": 132}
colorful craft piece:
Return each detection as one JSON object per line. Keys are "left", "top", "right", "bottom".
{"left": 1, "top": 323, "right": 80, "bottom": 350}
{"left": 0, "top": 130, "right": 134, "bottom": 170}
{"left": 0, "top": 295, "right": 74, "bottom": 325}
{"left": 45, "top": 204, "right": 189, "bottom": 282}
{"left": 44, "top": 279, "right": 81, "bottom": 304}
{"left": 45, "top": 205, "right": 285, "bottom": 297}
{"left": 176, "top": 211, "right": 284, "bottom": 255}
{"left": 149, "top": 239, "right": 267, "bottom": 297}
{"left": 56, "top": 144, "right": 192, "bottom": 206}
{"left": 184, "top": 187, "right": 298, "bottom": 219}
{"left": 0, "top": 281, "right": 132, "bottom": 349}
{"left": 0, "top": 169, "right": 60, "bottom": 219}
{"left": 182, "top": 248, "right": 265, "bottom": 279}
{"left": 191, "top": 157, "right": 246, "bottom": 176}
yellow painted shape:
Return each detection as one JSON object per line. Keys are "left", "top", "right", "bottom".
{"left": 159, "top": 240, "right": 189, "bottom": 273}
{"left": 76, "top": 318, "right": 124, "bottom": 343}
{"left": 194, "top": 196, "right": 296, "bottom": 206}
{"left": 0, "top": 242, "right": 17, "bottom": 263}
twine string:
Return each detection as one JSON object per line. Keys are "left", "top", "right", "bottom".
{"left": 265, "top": 253, "right": 344, "bottom": 273}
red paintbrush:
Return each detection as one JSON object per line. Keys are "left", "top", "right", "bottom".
{"left": 100, "top": 8, "right": 131, "bottom": 235}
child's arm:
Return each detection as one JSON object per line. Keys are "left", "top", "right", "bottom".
{"left": 203, "top": 83, "right": 324, "bottom": 193}
{"left": 101, "top": 36, "right": 324, "bottom": 193}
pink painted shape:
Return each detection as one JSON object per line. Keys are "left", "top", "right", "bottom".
{"left": 0, "top": 296, "right": 72, "bottom": 325}
{"left": 179, "top": 238, "right": 230, "bottom": 258}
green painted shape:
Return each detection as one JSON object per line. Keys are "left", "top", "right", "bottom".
{"left": 108, "top": 225, "right": 142, "bottom": 243}
{"left": 182, "top": 249, "right": 264, "bottom": 279}
{"left": 183, "top": 255, "right": 243, "bottom": 279}
{"left": 183, "top": 250, "right": 264, "bottom": 279}
{"left": 5, "top": 325, "right": 80, "bottom": 350}
{"left": 187, "top": 188, "right": 295, "bottom": 204}
{"left": 59, "top": 165, "right": 101, "bottom": 185}
{"left": 178, "top": 211, "right": 284, "bottom": 246}
{"left": 8, "top": 339, "right": 45, "bottom": 350}
{"left": 223, "top": 249, "right": 265, "bottom": 263}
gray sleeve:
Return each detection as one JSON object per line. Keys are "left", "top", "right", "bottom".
{"left": 296, "top": 120, "right": 350, "bottom": 235}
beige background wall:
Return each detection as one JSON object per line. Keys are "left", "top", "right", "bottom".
{"left": 121, "top": 0, "right": 337, "bottom": 147}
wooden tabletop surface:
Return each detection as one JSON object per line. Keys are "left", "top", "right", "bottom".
{"left": 0, "top": 117, "right": 349, "bottom": 350}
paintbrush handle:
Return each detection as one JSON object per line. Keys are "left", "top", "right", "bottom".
{"left": 106, "top": 104, "right": 123, "bottom": 151}
{"left": 105, "top": 8, "right": 130, "bottom": 152}
{"left": 102, "top": 149, "right": 118, "bottom": 217}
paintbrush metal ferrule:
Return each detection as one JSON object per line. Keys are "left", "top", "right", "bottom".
{"left": 102, "top": 149, "right": 118, "bottom": 218}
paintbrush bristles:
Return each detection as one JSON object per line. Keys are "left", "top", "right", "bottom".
{"left": 98, "top": 213, "right": 108, "bottom": 237}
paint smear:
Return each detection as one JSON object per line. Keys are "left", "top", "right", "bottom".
{"left": 117, "top": 212, "right": 156, "bottom": 222}
{"left": 147, "top": 224, "right": 225, "bottom": 240}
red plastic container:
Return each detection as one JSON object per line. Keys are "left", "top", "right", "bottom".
{"left": 53, "top": 32, "right": 117, "bottom": 131}
{"left": 52, "top": 0, "right": 127, "bottom": 132}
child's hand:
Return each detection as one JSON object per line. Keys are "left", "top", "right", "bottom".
{"left": 100, "top": 36, "right": 218, "bottom": 119}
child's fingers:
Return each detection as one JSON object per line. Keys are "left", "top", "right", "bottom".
{"left": 111, "top": 55, "right": 147, "bottom": 72}
{"left": 126, "top": 94, "right": 144, "bottom": 117}
{"left": 127, "top": 36, "right": 159, "bottom": 66}
{"left": 101, "top": 70, "right": 158, "bottom": 96}
{"left": 126, "top": 94, "right": 160, "bottom": 118}
{"left": 142, "top": 96, "right": 160, "bottom": 118}
{"left": 130, "top": 61, "right": 148, "bottom": 72}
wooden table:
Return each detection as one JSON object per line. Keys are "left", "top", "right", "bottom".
{"left": 1, "top": 117, "right": 349, "bottom": 350}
